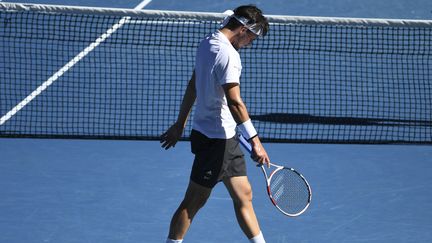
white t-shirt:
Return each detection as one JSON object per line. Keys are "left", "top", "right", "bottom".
{"left": 192, "top": 30, "right": 242, "bottom": 139}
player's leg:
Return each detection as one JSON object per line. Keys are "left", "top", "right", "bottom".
{"left": 223, "top": 176, "right": 264, "bottom": 241}
{"left": 167, "top": 180, "right": 212, "bottom": 240}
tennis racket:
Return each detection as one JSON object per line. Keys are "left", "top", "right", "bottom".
{"left": 238, "top": 134, "right": 312, "bottom": 217}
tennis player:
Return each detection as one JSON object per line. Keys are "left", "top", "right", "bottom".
{"left": 160, "top": 5, "right": 270, "bottom": 243}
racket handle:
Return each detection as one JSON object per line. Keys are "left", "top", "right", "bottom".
{"left": 238, "top": 134, "right": 252, "bottom": 153}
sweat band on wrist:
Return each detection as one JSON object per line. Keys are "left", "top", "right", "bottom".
{"left": 238, "top": 119, "right": 258, "bottom": 140}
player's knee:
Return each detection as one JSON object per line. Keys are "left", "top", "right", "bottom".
{"left": 234, "top": 185, "right": 253, "bottom": 206}
{"left": 243, "top": 186, "right": 253, "bottom": 202}
{"left": 181, "top": 181, "right": 212, "bottom": 212}
{"left": 181, "top": 193, "right": 209, "bottom": 213}
{"left": 193, "top": 195, "right": 209, "bottom": 209}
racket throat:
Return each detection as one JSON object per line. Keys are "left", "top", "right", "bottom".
{"left": 267, "top": 186, "right": 277, "bottom": 206}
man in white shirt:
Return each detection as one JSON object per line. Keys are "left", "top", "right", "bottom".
{"left": 160, "top": 5, "right": 270, "bottom": 243}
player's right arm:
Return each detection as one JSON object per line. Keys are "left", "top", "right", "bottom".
{"left": 223, "top": 83, "right": 270, "bottom": 165}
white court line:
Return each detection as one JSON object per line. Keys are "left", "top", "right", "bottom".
{"left": 0, "top": 0, "right": 152, "bottom": 126}
{"left": 134, "top": 0, "right": 152, "bottom": 10}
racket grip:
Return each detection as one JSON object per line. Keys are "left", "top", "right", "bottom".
{"left": 238, "top": 134, "right": 252, "bottom": 153}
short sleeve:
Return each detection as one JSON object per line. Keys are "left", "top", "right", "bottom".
{"left": 213, "top": 47, "right": 242, "bottom": 85}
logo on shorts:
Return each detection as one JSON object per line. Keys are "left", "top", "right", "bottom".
{"left": 203, "top": 170, "right": 213, "bottom": 180}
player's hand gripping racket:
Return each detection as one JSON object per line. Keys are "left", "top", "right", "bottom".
{"left": 238, "top": 134, "right": 312, "bottom": 217}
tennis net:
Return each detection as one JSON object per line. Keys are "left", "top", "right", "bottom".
{"left": 1, "top": 3, "right": 431, "bottom": 144}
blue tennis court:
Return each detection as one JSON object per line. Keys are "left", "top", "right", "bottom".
{"left": 1, "top": 0, "right": 432, "bottom": 242}
{"left": 1, "top": 139, "right": 431, "bottom": 242}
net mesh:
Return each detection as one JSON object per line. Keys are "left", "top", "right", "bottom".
{"left": 1, "top": 3, "right": 431, "bottom": 143}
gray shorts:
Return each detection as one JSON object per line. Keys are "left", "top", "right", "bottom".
{"left": 190, "top": 130, "right": 247, "bottom": 188}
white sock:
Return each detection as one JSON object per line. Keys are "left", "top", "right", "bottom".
{"left": 166, "top": 238, "right": 183, "bottom": 243}
{"left": 249, "top": 231, "right": 265, "bottom": 243}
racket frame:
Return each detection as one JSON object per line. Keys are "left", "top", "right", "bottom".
{"left": 238, "top": 134, "right": 312, "bottom": 217}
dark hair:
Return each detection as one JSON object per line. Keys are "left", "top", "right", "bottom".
{"left": 224, "top": 5, "right": 269, "bottom": 36}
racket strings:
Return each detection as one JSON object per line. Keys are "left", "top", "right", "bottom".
{"left": 270, "top": 169, "right": 310, "bottom": 215}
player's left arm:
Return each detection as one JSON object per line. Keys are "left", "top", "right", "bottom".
{"left": 160, "top": 71, "right": 196, "bottom": 149}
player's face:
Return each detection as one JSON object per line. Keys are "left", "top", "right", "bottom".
{"left": 243, "top": 29, "right": 258, "bottom": 46}
{"left": 233, "top": 27, "right": 258, "bottom": 49}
